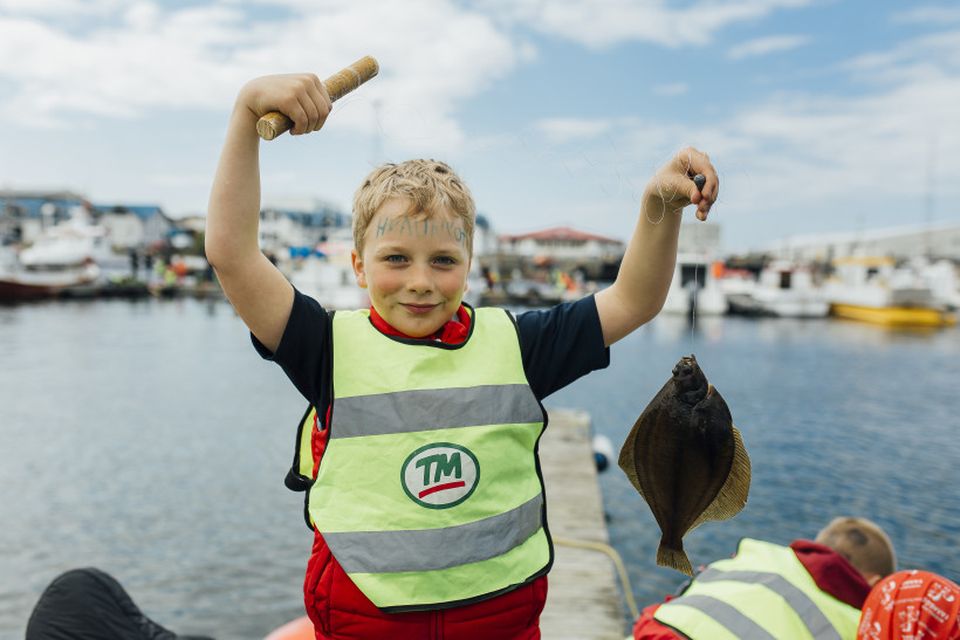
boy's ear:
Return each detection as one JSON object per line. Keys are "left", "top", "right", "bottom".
{"left": 351, "top": 250, "right": 368, "bottom": 289}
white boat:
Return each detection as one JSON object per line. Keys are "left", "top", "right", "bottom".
{"left": 286, "top": 234, "right": 369, "bottom": 310}
{"left": 662, "top": 253, "right": 727, "bottom": 316}
{"left": 741, "top": 260, "right": 829, "bottom": 318}
{"left": 18, "top": 213, "right": 116, "bottom": 269}
{"left": 823, "top": 256, "right": 956, "bottom": 327}
{"left": 0, "top": 260, "right": 100, "bottom": 300}
{"left": 912, "top": 257, "right": 960, "bottom": 310}
{"left": 289, "top": 256, "right": 369, "bottom": 310}
{"left": 0, "top": 213, "right": 114, "bottom": 301}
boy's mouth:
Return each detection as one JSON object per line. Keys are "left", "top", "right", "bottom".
{"left": 402, "top": 303, "right": 438, "bottom": 315}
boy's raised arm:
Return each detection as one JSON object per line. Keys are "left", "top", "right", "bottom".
{"left": 595, "top": 147, "right": 718, "bottom": 347}
{"left": 205, "top": 74, "right": 331, "bottom": 353}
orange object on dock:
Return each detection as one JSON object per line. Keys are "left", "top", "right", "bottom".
{"left": 264, "top": 615, "right": 313, "bottom": 640}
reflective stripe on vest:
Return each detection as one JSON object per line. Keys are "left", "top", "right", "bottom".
{"left": 654, "top": 539, "right": 861, "bottom": 640}
{"left": 309, "top": 306, "right": 550, "bottom": 611}
{"left": 331, "top": 384, "right": 544, "bottom": 438}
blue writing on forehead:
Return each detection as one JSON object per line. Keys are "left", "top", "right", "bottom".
{"left": 375, "top": 215, "right": 467, "bottom": 246}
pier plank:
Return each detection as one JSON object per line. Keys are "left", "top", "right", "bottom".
{"left": 540, "top": 409, "right": 627, "bottom": 640}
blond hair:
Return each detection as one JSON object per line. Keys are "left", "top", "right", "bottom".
{"left": 352, "top": 159, "right": 476, "bottom": 256}
{"left": 815, "top": 516, "right": 897, "bottom": 579}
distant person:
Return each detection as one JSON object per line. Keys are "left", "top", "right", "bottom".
{"left": 129, "top": 248, "right": 140, "bottom": 279}
{"left": 633, "top": 516, "right": 897, "bottom": 639}
{"left": 858, "top": 570, "right": 960, "bottom": 640}
{"left": 205, "top": 72, "right": 717, "bottom": 640}
{"left": 25, "top": 567, "right": 212, "bottom": 640}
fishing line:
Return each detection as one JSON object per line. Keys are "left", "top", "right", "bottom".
{"left": 690, "top": 172, "right": 706, "bottom": 337}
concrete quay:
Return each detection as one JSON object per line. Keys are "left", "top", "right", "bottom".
{"left": 540, "top": 408, "right": 628, "bottom": 640}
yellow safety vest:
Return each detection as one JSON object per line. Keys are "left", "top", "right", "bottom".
{"left": 297, "top": 306, "right": 552, "bottom": 612}
{"left": 654, "top": 538, "right": 862, "bottom": 640}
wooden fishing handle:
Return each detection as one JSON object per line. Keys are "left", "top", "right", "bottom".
{"left": 256, "top": 55, "right": 379, "bottom": 141}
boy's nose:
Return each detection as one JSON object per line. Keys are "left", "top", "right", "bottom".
{"left": 406, "top": 265, "right": 433, "bottom": 293}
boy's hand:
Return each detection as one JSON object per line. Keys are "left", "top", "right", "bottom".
{"left": 645, "top": 147, "right": 719, "bottom": 221}
{"left": 238, "top": 74, "right": 332, "bottom": 136}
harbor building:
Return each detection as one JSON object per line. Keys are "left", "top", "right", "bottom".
{"left": 496, "top": 226, "right": 626, "bottom": 281}
{"left": 764, "top": 222, "right": 960, "bottom": 262}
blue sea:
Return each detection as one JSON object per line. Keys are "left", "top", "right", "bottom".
{"left": 1, "top": 298, "right": 958, "bottom": 638}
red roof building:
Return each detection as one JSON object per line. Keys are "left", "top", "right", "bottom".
{"left": 498, "top": 226, "right": 625, "bottom": 261}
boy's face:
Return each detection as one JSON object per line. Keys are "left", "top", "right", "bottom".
{"left": 352, "top": 197, "right": 470, "bottom": 338}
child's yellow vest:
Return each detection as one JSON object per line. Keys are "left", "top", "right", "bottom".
{"left": 305, "top": 307, "right": 551, "bottom": 611}
{"left": 654, "top": 538, "right": 861, "bottom": 640}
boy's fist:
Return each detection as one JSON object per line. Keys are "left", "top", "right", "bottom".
{"left": 645, "top": 147, "right": 719, "bottom": 221}
{"left": 239, "top": 73, "right": 332, "bottom": 136}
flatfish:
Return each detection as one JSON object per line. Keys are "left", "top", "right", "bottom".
{"left": 618, "top": 355, "right": 751, "bottom": 575}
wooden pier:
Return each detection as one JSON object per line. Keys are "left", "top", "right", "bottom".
{"left": 540, "top": 409, "right": 628, "bottom": 640}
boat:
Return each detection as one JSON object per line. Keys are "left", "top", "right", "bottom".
{"left": 18, "top": 213, "right": 118, "bottom": 270}
{"left": 286, "top": 234, "right": 370, "bottom": 310}
{"left": 0, "top": 259, "right": 100, "bottom": 301}
{"left": 0, "top": 218, "right": 107, "bottom": 301}
{"left": 912, "top": 257, "right": 960, "bottom": 310}
{"left": 823, "top": 256, "right": 956, "bottom": 328}
{"left": 0, "top": 210, "right": 136, "bottom": 301}
{"left": 725, "top": 260, "right": 828, "bottom": 318}
{"left": 662, "top": 254, "right": 727, "bottom": 316}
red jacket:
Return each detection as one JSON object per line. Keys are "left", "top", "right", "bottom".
{"left": 302, "top": 306, "right": 547, "bottom": 640}
{"left": 632, "top": 540, "right": 872, "bottom": 639}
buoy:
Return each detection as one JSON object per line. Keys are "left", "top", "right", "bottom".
{"left": 592, "top": 434, "right": 614, "bottom": 473}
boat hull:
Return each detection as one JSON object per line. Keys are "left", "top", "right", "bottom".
{"left": 0, "top": 279, "right": 65, "bottom": 301}
{"left": 830, "top": 303, "right": 957, "bottom": 328}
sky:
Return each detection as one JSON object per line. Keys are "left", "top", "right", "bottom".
{"left": 1, "top": 0, "right": 959, "bottom": 252}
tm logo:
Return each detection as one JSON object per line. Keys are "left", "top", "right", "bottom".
{"left": 401, "top": 443, "right": 480, "bottom": 509}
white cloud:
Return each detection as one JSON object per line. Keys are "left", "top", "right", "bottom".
{"left": 842, "top": 29, "right": 960, "bottom": 86}
{"left": 653, "top": 82, "right": 689, "bottom": 96}
{"left": 701, "top": 39, "right": 960, "bottom": 241}
{"left": 504, "top": 26, "right": 960, "bottom": 247}
{"left": 535, "top": 117, "right": 615, "bottom": 143}
{"left": 0, "top": 1, "right": 525, "bottom": 153}
{"left": 727, "top": 34, "right": 809, "bottom": 60}
{"left": 891, "top": 5, "right": 960, "bottom": 25}
{"left": 0, "top": 0, "right": 125, "bottom": 17}
{"left": 487, "top": 0, "right": 815, "bottom": 48}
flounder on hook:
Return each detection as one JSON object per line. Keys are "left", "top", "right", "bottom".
{"left": 618, "top": 355, "right": 751, "bottom": 575}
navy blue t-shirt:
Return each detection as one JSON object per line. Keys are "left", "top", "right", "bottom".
{"left": 254, "top": 289, "right": 610, "bottom": 415}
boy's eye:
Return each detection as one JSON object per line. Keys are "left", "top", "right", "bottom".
{"left": 385, "top": 255, "right": 407, "bottom": 264}
{"left": 433, "top": 256, "right": 457, "bottom": 266}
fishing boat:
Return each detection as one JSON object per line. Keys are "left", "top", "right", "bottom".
{"left": 0, "top": 221, "right": 106, "bottom": 301}
{"left": 823, "top": 256, "right": 956, "bottom": 328}
{"left": 0, "top": 210, "right": 135, "bottom": 301}
{"left": 726, "top": 260, "right": 828, "bottom": 318}
{"left": 913, "top": 257, "right": 960, "bottom": 310}
{"left": 0, "top": 259, "right": 100, "bottom": 300}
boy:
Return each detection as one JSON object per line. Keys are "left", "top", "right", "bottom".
{"left": 633, "top": 515, "right": 897, "bottom": 639}
{"left": 206, "top": 73, "right": 717, "bottom": 640}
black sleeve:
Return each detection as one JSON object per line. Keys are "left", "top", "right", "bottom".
{"left": 516, "top": 294, "right": 610, "bottom": 400}
{"left": 250, "top": 288, "right": 330, "bottom": 409}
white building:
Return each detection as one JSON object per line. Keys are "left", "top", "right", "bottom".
{"left": 499, "top": 226, "right": 624, "bottom": 261}
{"left": 765, "top": 222, "right": 960, "bottom": 262}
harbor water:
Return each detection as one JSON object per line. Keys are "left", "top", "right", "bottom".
{"left": 1, "top": 298, "right": 958, "bottom": 638}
